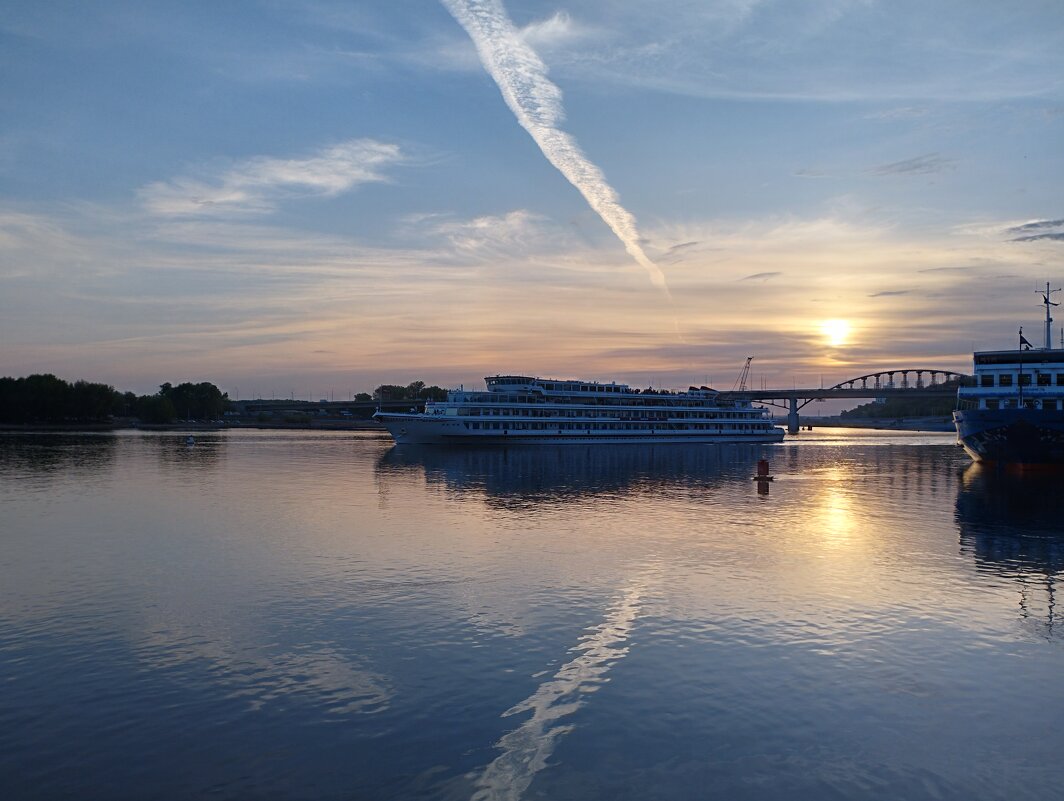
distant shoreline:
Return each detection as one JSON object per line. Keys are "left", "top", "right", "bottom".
{"left": 793, "top": 416, "right": 955, "bottom": 432}
{"left": 1, "top": 420, "right": 388, "bottom": 433}
{"left": 2, "top": 418, "right": 954, "bottom": 434}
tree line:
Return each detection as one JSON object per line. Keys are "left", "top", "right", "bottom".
{"left": 1, "top": 374, "right": 452, "bottom": 425}
{"left": 0, "top": 374, "right": 227, "bottom": 424}
{"left": 373, "top": 380, "right": 448, "bottom": 401}
{"left": 840, "top": 379, "right": 962, "bottom": 419}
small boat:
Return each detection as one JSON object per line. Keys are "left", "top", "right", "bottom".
{"left": 185, "top": 435, "right": 196, "bottom": 446}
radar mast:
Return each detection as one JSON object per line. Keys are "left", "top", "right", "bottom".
{"left": 1039, "top": 282, "right": 1061, "bottom": 350}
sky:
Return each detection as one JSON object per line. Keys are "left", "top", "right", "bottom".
{"left": 1, "top": 0, "right": 1063, "bottom": 398}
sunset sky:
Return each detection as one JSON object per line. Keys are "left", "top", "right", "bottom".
{"left": 2, "top": 0, "right": 1063, "bottom": 398}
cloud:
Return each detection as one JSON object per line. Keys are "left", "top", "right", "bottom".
{"left": 1012, "top": 232, "right": 1064, "bottom": 242}
{"left": 441, "top": 0, "right": 669, "bottom": 294}
{"left": 518, "top": 11, "right": 590, "bottom": 50}
{"left": 868, "top": 290, "right": 910, "bottom": 297}
{"left": 740, "top": 271, "right": 782, "bottom": 282}
{"left": 864, "top": 106, "right": 928, "bottom": 120}
{"left": 429, "top": 209, "right": 550, "bottom": 254}
{"left": 1006, "top": 218, "right": 1064, "bottom": 234}
{"left": 139, "top": 139, "right": 404, "bottom": 217}
{"left": 1005, "top": 218, "right": 1064, "bottom": 242}
{"left": 872, "top": 153, "right": 955, "bottom": 176}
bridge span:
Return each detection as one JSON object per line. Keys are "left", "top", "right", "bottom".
{"left": 721, "top": 368, "right": 970, "bottom": 433}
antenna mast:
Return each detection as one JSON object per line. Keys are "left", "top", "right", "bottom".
{"left": 1039, "top": 282, "right": 1061, "bottom": 350}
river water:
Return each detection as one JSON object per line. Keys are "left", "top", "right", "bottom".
{"left": 2, "top": 429, "right": 1062, "bottom": 800}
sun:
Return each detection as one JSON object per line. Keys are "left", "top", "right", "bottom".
{"left": 820, "top": 319, "right": 852, "bottom": 348}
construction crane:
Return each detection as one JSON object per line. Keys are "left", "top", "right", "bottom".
{"left": 732, "top": 357, "right": 754, "bottom": 392}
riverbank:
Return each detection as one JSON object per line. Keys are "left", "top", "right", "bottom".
{"left": 795, "top": 416, "right": 954, "bottom": 432}
{"left": 2, "top": 419, "right": 388, "bottom": 433}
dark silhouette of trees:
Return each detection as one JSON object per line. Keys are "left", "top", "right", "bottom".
{"left": 159, "top": 382, "right": 227, "bottom": 421}
{"left": 0, "top": 374, "right": 122, "bottom": 423}
{"left": 135, "top": 394, "right": 177, "bottom": 424}
{"left": 0, "top": 374, "right": 227, "bottom": 425}
{"left": 841, "top": 379, "right": 962, "bottom": 419}
{"left": 373, "top": 381, "right": 448, "bottom": 402}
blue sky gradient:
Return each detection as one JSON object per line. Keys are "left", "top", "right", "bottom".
{"left": 2, "top": 0, "right": 1062, "bottom": 396}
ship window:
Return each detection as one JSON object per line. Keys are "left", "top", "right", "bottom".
{"left": 1038, "top": 372, "right": 1051, "bottom": 386}
{"left": 1019, "top": 373, "right": 1032, "bottom": 386}
{"left": 998, "top": 374, "right": 1012, "bottom": 387}
{"left": 980, "top": 375, "right": 994, "bottom": 387}
{"left": 1057, "top": 374, "right": 1064, "bottom": 386}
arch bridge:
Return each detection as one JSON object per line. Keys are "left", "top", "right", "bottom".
{"left": 720, "top": 368, "right": 971, "bottom": 434}
{"left": 827, "top": 369, "right": 969, "bottom": 392}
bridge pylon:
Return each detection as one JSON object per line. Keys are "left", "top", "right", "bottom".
{"left": 787, "top": 397, "right": 799, "bottom": 434}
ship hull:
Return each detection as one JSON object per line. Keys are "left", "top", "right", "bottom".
{"left": 376, "top": 413, "right": 785, "bottom": 446}
{"left": 953, "top": 408, "right": 1064, "bottom": 465}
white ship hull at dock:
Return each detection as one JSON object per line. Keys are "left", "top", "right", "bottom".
{"left": 374, "top": 374, "right": 786, "bottom": 446}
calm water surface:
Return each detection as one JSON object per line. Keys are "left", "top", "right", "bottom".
{"left": 2, "top": 429, "right": 1063, "bottom": 800}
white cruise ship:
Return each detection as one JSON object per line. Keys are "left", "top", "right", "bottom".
{"left": 374, "top": 375, "right": 785, "bottom": 445}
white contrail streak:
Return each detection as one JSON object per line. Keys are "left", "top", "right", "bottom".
{"left": 471, "top": 580, "right": 647, "bottom": 801}
{"left": 442, "top": 0, "right": 670, "bottom": 296}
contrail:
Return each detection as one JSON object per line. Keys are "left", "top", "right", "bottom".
{"left": 470, "top": 579, "right": 647, "bottom": 801}
{"left": 442, "top": 0, "right": 670, "bottom": 296}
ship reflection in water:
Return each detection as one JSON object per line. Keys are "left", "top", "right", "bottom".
{"left": 956, "top": 465, "right": 1064, "bottom": 635}
{"left": 376, "top": 442, "right": 775, "bottom": 505}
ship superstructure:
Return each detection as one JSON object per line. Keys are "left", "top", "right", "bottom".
{"left": 954, "top": 283, "right": 1064, "bottom": 465}
{"left": 375, "top": 375, "right": 785, "bottom": 445}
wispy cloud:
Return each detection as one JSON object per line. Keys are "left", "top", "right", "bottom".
{"left": 1012, "top": 232, "right": 1064, "bottom": 242}
{"left": 918, "top": 265, "right": 972, "bottom": 274}
{"left": 139, "top": 139, "right": 404, "bottom": 217}
{"left": 872, "top": 153, "right": 955, "bottom": 176}
{"left": 740, "top": 271, "right": 782, "bottom": 282}
{"left": 1006, "top": 218, "right": 1064, "bottom": 242}
{"left": 429, "top": 209, "right": 549, "bottom": 254}
{"left": 869, "top": 289, "right": 910, "bottom": 297}
{"left": 441, "top": 0, "right": 669, "bottom": 294}
{"left": 518, "top": 11, "right": 591, "bottom": 51}
{"left": 864, "top": 106, "right": 928, "bottom": 120}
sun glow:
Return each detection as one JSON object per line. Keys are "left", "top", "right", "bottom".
{"left": 820, "top": 319, "right": 852, "bottom": 348}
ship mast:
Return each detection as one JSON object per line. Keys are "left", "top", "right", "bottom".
{"left": 1039, "top": 282, "right": 1060, "bottom": 350}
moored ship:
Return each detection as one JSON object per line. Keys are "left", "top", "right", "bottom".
{"left": 374, "top": 375, "right": 785, "bottom": 445}
{"left": 954, "top": 283, "right": 1064, "bottom": 465}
